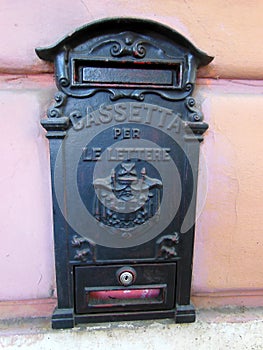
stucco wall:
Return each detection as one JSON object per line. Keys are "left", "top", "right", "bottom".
{"left": 0, "top": 0, "right": 262, "bottom": 311}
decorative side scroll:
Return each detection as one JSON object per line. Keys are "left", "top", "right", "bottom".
{"left": 156, "top": 233, "right": 180, "bottom": 259}
{"left": 47, "top": 92, "right": 67, "bottom": 118}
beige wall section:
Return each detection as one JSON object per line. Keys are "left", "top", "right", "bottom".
{"left": 0, "top": 0, "right": 262, "bottom": 79}
{"left": 193, "top": 80, "right": 263, "bottom": 297}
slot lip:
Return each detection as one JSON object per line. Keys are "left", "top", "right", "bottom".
{"left": 85, "top": 283, "right": 167, "bottom": 292}
{"left": 82, "top": 66, "right": 173, "bottom": 86}
{"left": 71, "top": 57, "right": 183, "bottom": 89}
{"left": 85, "top": 284, "right": 167, "bottom": 308}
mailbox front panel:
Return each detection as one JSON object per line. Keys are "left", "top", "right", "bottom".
{"left": 75, "top": 263, "right": 176, "bottom": 314}
{"left": 36, "top": 18, "right": 213, "bottom": 328}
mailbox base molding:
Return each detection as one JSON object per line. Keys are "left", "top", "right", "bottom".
{"left": 175, "top": 304, "right": 196, "bottom": 323}
{"left": 51, "top": 305, "right": 196, "bottom": 329}
{"left": 52, "top": 308, "right": 74, "bottom": 329}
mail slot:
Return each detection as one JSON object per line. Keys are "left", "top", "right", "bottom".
{"left": 36, "top": 17, "right": 213, "bottom": 329}
{"left": 75, "top": 263, "right": 176, "bottom": 314}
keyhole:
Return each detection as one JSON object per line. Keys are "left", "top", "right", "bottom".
{"left": 117, "top": 267, "right": 137, "bottom": 286}
{"left": 119, "top": 271, "right": 134, "bottom": 286}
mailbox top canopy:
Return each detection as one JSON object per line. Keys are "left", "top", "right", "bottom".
{"left": 36, "top": 18, "right": 213, "bottom": 101}
{"left": 36, "top": 17, "right": 213, "bottom": 67}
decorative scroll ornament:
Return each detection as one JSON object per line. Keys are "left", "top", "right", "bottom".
{"left": 109, "top": 90, "right": 145, "bottom": 101}
{"left": 89, "top": 32, "right": 154, "bottom": 59}
{"left": 74, "top": 248, "right": 91, "bottom": 262}
{"left": 55, "top": 86, "right": 193, "bottom": 101}
{"left": 184, "top": 97, "right": 208, "bottom": 139}
{"left": 47, "top": 91, "right": 67, "bottom": 118}
{"left": 185, "top": 97, "right": 203, "bottom": 122}
{"left": 110, "top": 38, "right": 146, "bottom": 58}
{"left": 156, "top": 233, "right": 180, "bottom": 259}
{"left": 71, "top": 235, "right": 95, "bottom": 262}
{"left": 59, "top": 77, "right": 70, "bottom": 87}
{"left": 71, "top": 235, "right": 89, "bottom": 247}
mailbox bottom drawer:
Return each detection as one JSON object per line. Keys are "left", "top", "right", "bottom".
{"left": 74, "top": 263, "right": 176, "bottom": 314}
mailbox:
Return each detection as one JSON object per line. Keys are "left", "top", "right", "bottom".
{"left": 36, "top": 18, "right": 213, "bottom": 329}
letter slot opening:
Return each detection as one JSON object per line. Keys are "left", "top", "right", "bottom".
{"left": 73, "top": 59, "right": 182, "bottom": 88}
{"left": 86, "top": 286, "right": 165, "bottom": 308}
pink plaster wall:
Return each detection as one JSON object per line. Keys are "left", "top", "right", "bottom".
{"left": 0, "top": 80, "right": 55, "bottom": 300}
{"left": 0, "top": 0, "right": 262, "bottom": 79}
{"left": 193, "top": 80, "right": 263, "bottom": 299}
{"left": 0, "top": 1, "right": 263, "bottom": 310}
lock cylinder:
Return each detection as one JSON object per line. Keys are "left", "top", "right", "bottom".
{"left": 117, "top": 267, "right": 137, "bottom": 286}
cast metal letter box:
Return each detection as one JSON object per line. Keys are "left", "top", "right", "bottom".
{"left": 36, "top": 18, "right": 213, "bottom": 328}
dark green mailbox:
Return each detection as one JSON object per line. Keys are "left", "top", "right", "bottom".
{"left": 36, "top": 18, "right": 213, "bottom": 328}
